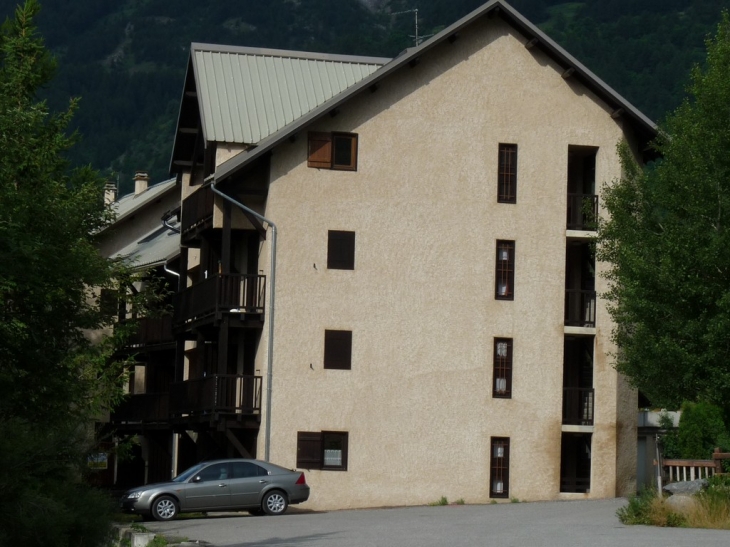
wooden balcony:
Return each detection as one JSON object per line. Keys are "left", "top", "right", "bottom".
{"left": 169, "top": 374, "right": 262, "bottom": 416}
{"left": 564, "top": 289, "right": 596, "bottom": 328}
{"left": 126, "top": 316, "right": 174, "bottom": 348}
{"left": 173, "top": 274, "right": 265, "bottom": 327}
{"left": 562, "top": 387, "right": 594, "bottom": 426}
{"left": 110, "top": 393, "right": 169, "bottom": 423}
{"left": 567, "top": 193, "right": 598, "bottom": 231}
{"left": 181, "top": 184, "right": 214, "bottom": 237}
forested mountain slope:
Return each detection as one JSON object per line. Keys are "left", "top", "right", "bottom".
{"left": 0, "top": 0, "right": 726, "bottom": 194}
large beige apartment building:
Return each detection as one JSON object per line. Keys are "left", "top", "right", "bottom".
{"left": 107, "top": 0, "right": 657, "bottom": 509}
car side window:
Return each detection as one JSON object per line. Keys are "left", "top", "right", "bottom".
{"left": 231, "top": 462, "right": 267, "bottom": 478}
{"left": 197, "top": 463, "right": 228, "bottom": 482}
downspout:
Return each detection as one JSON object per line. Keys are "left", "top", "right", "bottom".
{"left": 210, "top": 178, "right": 277, "bottom": 462}
{"left": 163, "top": 262, "right": 180, "bottom": 278}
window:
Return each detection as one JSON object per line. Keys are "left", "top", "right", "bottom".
{"left": 324, "top": 330, "right": 352, "bottom": 370}
{"left": 498, "top": 143, "right": 517, "bottom": 203}
{"left": 493, "top": 338, "right": 513, "bottom": 398}
{"left": 231, "top": 461, "right": 268, "bottom": 478}
{"left": 490, "top": 437, "right": 510, "bottom": 498}
{"left": 495, "top": 240, "right": 515, "bottom": 300}
{"left": 297, "top": 431, "right": 349, "bottom": 471}
{"left": 327, "top": 230, "right": 355, "bottom": 270}
{"left": 308, "top": 132, "right": 358, "bottom": 171}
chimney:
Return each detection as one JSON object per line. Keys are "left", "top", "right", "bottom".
{"left": 104, "top": 180, "right": 117, "bottom": 205}
{"left": 134, "top": 171, "right": 150, "bottom": 195}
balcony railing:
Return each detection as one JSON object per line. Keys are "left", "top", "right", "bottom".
{"left": 126, "top": 316, "right": 174, "bottom": 347}
{"left": 567, "top": 193, "right": 598, "bottom": 231}
{"left": 564, "top": 289, "right": 596, "bottom": 327}
{"left": 110, "top": 393, "right": 169, "bottom": 423}
{"left": 173, "top": 274, "right": 266, "bottom": 325}
{"left": 562, "top": 387, "right": 594, "bottom": 426}
{"left": 181, "top": 184, "right": 214, "bottom": 235}
{"left": 169, "top": 374, "right": 262, "bottom": 416}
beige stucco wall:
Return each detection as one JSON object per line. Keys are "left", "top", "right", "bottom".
{"left": 218, "top": 17, "right": 638, "bottom": 509}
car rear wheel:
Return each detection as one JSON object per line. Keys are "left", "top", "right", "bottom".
{"left": 262, "top": 490, "right": 288, "bottom": 515}
{"left": 151, "top": 496, "right": 178, "bottom": 521}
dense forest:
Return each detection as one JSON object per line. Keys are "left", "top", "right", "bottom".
{"left": 0, "top": 0, "right": 726, "bottom": 195}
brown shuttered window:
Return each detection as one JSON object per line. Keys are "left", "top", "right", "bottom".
{"left": 490, "top": 437, "right": 510, "bottom": 498}
{"left": 498, "top": 143, "right": 517, "bottom": 203}
{"left": 495, "top": 240, "right": 515, "bottom": 300}
{"left": 308, "top": 132, "right": 358, "bottom": 170}
{"left": 308, "top": 132, "right": 332, "bottom": 168}
{"left": 327, "top": 230, "right": 356, "bottom": 270}
{"left": 324, "top": 330, "right": 352, "bottom": 370}
{"left": 493, "top": 338, "right": 513, "bottom": 398}
{"left": 296, "top": 432, "right": 323, "bottom": 469}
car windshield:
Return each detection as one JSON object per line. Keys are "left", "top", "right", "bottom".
{"left": 172, "top": 462, "right": 208, "bottom": 483}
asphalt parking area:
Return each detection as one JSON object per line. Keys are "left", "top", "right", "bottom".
{"left": 143, "top": 498, "right": 730, "bottom": 547}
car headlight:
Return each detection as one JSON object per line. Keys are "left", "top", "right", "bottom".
{"left": 127, "top": 491, "right": 143, "bottom": 499}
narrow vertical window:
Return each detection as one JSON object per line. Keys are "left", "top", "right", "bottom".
{"left": 324, "top": 330, "right": 352, "bottom": 370}
{"left": 493, "top": 338, "right": 513, "bottom": 398}
{"left": 490, "top": 437, "right": 510, "bottom": 498}
{"left": 495, "top": 240, "right": 515, "bottom": 300}
{"left": 498, "top": 144, "right": 517, "bottom": 203}
{"left": 327, "top": 230, "right": 356, "bottom": 270}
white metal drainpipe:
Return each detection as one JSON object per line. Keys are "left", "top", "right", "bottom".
{"left": 210, "top": 178, "right": 277, "bottom": 462}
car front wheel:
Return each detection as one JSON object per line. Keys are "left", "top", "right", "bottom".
{"left": 151, "top": 495, "right": 179, "bottom": 521}
{"left": 262, "top": 490, "right": 288, "bottom": 515}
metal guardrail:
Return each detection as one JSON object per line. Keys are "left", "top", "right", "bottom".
{"left": 562, "top": 387, "right": 594, "bottom": 426}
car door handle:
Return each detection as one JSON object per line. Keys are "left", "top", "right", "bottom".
{"left": 218, "top": 484, "right": 228, "bottom": 487}
{"left": 259, "top": 480, "right": 268, "bottom": 484}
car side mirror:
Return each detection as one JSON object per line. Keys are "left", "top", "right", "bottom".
{"left": 193, "top": 475, "right": 202, "bottom": 483}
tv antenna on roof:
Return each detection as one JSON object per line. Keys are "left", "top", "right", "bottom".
{"left": 392, "top": 8, "right": 433, "bottom": 47}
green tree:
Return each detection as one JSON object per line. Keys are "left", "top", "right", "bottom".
{"left": 596, "top": 13, "right": 730, "bottom": 414}
{"left": 0, "top": 2, "right": 153, "bottom": 545}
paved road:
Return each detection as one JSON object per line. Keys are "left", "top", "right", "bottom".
{"left": 144, "top": 498, "right": 729, "bottom": 547}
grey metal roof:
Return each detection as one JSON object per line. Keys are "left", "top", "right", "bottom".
{"left": 191, "top": 44, "right": 389, "bottom": 144}
{"left": 112, "top": 178, "right": 177, "bottom": 225}
{"left": 112, "top": 221, "right": 180, "bottom": 269}
{"left": 215, "top": 0, "right": 658, "bottom": 183}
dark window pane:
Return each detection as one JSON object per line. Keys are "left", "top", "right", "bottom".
{"left": 231, "top": 462, "right": 265, "bottom": 478}
{"left": 495, "top": 240, "right": 515, "bottom": 300}
{"left": 490, "top": 437, "right": 510, "bottom": 498}
{"left": 327, "top": 230, "right": 356, "bottom": 270}
{"left": 493, "top": 338, "right": 513, "bottom": 398}
{"left": 297, "top": 432, "right": 323, "bottom": 469}
{"left": 332, "top": 133, "right": 357, "bottom": 170}
{"left": 324, "top": 330, "right": 352, "bottom": 370}
{"left": 498, "top": 143, "right": 517, "bottom": 203}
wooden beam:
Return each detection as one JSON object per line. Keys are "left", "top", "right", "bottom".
{"left": 173, "top": 160, "right": 193, "bottom": 167}
{"left": 610, "top": 108, "right": 624, "bottom": 119}
{"left": 409, "top": 57, "right": 420, "bottom": 68}
{"left": 488, "top": 6, "right": 501, "bottom": 18}
{"left": 525, "top": 38, "right": 539, "bottom": 49}
{"left": 242, "top": 209, "right": 267, "bottom": 239}
{"left": 225, "top": 429, "right": 252, "bottom": 458}
{"left": 329, "top": 108, "right": 340, "bottom": 118}
{"left": 185, "top": 90, "right": 198, "bottom": 98}
{"left": 448, "top": 33, "right": 459, "bottom": 44}
{"left": 178, "top": 127, "right": 197, "bottom": 134}
{"left": 562, "top": 67, "right": 575, "bottom": 79}
{"left": 369, "top": 83, "right": 379, "bottom": 93}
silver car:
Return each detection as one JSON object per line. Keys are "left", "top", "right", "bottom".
{"left": 120, "top": 459, "right": 310, "bottom": 521}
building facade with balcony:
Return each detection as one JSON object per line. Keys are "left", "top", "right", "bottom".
{"left": 134, "top": 0, "right": 658, "bottom": 508}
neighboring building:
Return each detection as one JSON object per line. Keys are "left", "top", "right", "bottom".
{"left": 113, "top": 0, "right": 659, "bottom": 508}
{"left": 97, "top": 172, "right": 181, "bottom": 488}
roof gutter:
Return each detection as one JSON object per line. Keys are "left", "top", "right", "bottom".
{"left": 209, "top": 177, "right": 277, "bottom": 462}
